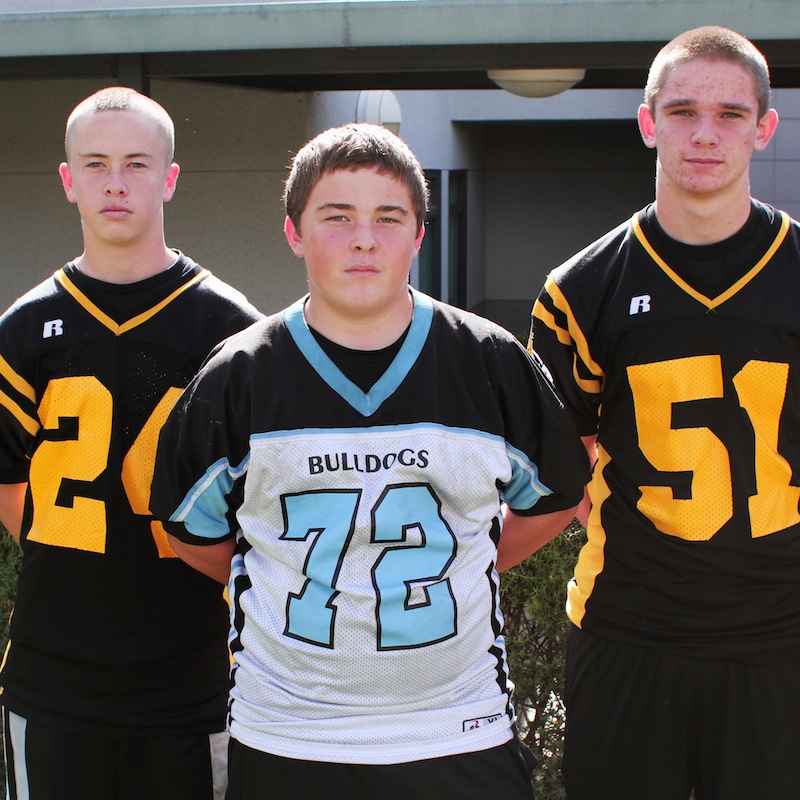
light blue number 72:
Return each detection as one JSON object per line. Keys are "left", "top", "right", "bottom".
{"left": 281, "top": 484, "right": 457, "bottom": 650}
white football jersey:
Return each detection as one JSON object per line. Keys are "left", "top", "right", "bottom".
{"left": 154, "top": 290, "right": 587, "bottom": 763}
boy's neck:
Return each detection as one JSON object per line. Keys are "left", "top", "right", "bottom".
{"left": 304, "top": 289, "right": 414, "bottom": 351}
{"left": 653, "top": 179, "right": 754, "bottom": 245}
{"left": 74, "top": 239, "right": 177, "bottom": 284}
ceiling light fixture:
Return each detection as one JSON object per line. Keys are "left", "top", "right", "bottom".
{"left": 487, "top": 68, "right": 586, "bottom": 98}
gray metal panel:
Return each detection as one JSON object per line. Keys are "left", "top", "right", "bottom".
{"left": 0, "top": 1, "right": 797, "bottom": 54}
{"left": 0, "top": 1, "right": 797, "bottom": 88}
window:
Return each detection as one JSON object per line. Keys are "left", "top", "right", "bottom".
{"left": 417, "top": 170, "right": 441, "bottom": 298}
{"left": 415, "top": 170, "right": 467, "bottom": 308}
{"left": 447, "top": 170, "right": 467, "bottom": 309}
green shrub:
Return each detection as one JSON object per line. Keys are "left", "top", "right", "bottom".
{"left": 0, "top": 527, "right": 20, "bottom": 795}
{"left": 500, "top": 519, "right": 585, "bottom": 800}
{"left": 0, "top": 523, "right": 581, "bottom": 796}
{"left": 0, "top": 527, "right": 20, "bottom": 639}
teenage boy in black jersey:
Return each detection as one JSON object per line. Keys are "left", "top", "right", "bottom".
{"left": 150, "top": 123, "right": 589, "bottom": 799}
{"left": 0, "top": 87, "right": 262, "bottom": 799}
{"left": 524, "top": 26, "right": 800, "bottom": 800}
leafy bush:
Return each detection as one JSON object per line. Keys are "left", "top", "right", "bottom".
{"left": 0, "top": 523, "right": 582, "bottom": 797}
{"left": 0, "top": 527, "right": 21, "bottom": 796}
{"left": 500, "top": 519, "right": 585, "bottom": 799}
{"left": 0, "top": 527, "right": 21, "bottom": 647}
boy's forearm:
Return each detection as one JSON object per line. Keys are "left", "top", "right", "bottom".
{"left": 167, "top": 534, "right": 235, "bottom": 585}
{"left": 496, "top": 504, "right": 578, "bottom": 573}
{"left": 0, "top": 482, "right": 27, "bottom": 543}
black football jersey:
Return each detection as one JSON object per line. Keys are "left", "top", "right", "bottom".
{"left": 531, "top": 202, "right": 800, "bottom": 663}
{"left": 0, "top": 254, "right": 262, "bottom": 734}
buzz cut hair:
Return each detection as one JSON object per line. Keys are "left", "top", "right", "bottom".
{"left": 64, "top": 87, "right": 176, "bottom": 165}
{"left": 644, "top": 26, "right": 771, "bottom": 120}
{"left": 283, "top": 123, "right": 429, "bottom": 232}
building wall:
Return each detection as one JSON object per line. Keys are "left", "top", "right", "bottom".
{"left": 476, "top": 119, "right": 656, "bottom": 335}
{"left": 755, "top": 88, "right": 800, "bottom": 221}
{"left": 0, "top": 78, "right": 97, "bottom": 310}
{"left": 441, "top": 87, "right": 800, "bottom": 333}
{"left": 0, "top": 77, "right": 310, "bottom": 315}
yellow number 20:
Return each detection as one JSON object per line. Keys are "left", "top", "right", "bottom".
{"left": 27, "top": 376, "right": 181, "bottom": 555}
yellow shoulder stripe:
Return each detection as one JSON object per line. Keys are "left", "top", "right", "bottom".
{"left": 0, "top": 388, "right": 39, "bottom": 437}
{"left": 537, "top": 277, "right": 604, "bottom": 394}
{"left": 0, "top": 354, "right": 35, "bottom": 404}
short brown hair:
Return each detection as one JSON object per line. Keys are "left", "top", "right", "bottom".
{"left": 645, "top": 26, "right": 771, "bottom": 119}
{"left": 65, "top": 87, "right": 176, "bottom": 165}
{"left": 283, "top": 124, "right": 429, "bottom": 231}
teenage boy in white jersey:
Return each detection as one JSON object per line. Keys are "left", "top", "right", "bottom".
{"left": 152, "top": 123, "right": 589, "bottom": 799}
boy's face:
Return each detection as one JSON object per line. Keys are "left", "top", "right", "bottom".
{"left": 59, "top": 109, "right": 179, "bottom": 251}
{"left": 637, "top": 57, "right": 778, "bottom": 201}
{"left": 285, "top": 167, "right": 424, "bottom": 338}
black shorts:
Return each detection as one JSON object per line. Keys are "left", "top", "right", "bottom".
{"left": 3, "top": 708, "right": 228, "bottom": 800}
{"left": 226, "top": 734, "right": 536, "bottom": 800}
{"left": 563, "top": 625, "right": 800, "bottom": 800}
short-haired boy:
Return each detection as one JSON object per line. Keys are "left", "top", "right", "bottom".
{"left": 152, "top": 123, "right": 588, "bottom": 799}
{"left": 528, "top": 25, "right": 800, "bottom": 800}
{"left": 0, "top": 87, "right": 263, "bottom": 799}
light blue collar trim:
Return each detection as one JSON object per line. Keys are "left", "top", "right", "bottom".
{"left": 285, "top": 288, "right": 433, "bottom": 417}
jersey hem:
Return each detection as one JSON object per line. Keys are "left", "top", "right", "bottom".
{"left": 228, "top": 719, "right": 513, "bottom": 765}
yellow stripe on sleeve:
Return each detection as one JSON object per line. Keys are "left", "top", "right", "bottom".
{"left": 0, "top": 354, "right": 35, "bottom": 404}
{"left": 537, "top": 277, "right": 604, "bottom": 395}
{"left": 0, "top": 388, "right": 39, "bottom": 437}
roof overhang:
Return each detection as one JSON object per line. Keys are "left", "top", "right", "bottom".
{"left": 1, "top": 0, "right": 799, "bottom": 91}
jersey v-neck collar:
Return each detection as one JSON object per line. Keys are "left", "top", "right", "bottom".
{"left": 632, "top": 209, "right": 790, "bottom": 310}
{"left": 55, "top": 264, "right": 208, "bottom": 336}
{"left": 285, "top": 288, "right": 434, "bottom": 417}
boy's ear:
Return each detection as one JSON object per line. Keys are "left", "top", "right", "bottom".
{"left": 637, "top": 103, "right": 657, "bottom": 149}
{"left": 284, "top": 216, "right": 304, "bottom": 258}
{"left": 754, "top": 108, "right": 779, "bottom": 152}
{"left": 162, "top": 163, "right": 180, "bottom": 203}
{"left": 59, "top": 162, "right": 77, "bottom": 204}
{"left": 414, "top": 223, "right": 425, "bottom": 254}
